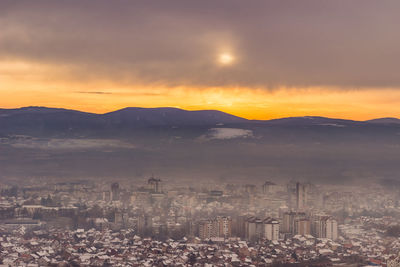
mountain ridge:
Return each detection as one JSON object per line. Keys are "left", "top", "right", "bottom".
{"left": 1, "top": 106, "right": 398, "bottom": 123}
{"left": 366, "top": 117, "right": 400, "bottom": 124}
{"left": 1, "top": 106, "right": 400, "bottom": 182}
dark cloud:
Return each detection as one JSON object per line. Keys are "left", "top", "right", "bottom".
{"left": 1, "top": 0, "right": 400, "bottom": 88}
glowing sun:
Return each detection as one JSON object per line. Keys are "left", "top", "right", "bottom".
{"left": 218, "top": 53, "right": 234, "bottom": 65}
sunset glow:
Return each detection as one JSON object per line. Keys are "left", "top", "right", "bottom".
{"left": 1, "top": 1, "right": 399, "bottom": 120}
{"left": 1, "top": 60, "right": 399, "bottom": 120}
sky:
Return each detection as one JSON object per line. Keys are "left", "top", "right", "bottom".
{"left": 1, "top": 0, "right": 400, "bottom": 120}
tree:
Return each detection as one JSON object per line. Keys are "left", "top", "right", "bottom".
{"left": 187, "top": 253, "right": 197, "bottom": 265}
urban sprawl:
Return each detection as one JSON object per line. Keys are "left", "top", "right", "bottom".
{"left": 1, "top": 178, "right": 400, "bottom": 266}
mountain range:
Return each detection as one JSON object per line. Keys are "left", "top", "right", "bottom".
{"left": 1, "top": 106, "right": 399, "bottom": 137}
{"left": 1, "top": 106, "right": 400, "bottom": 184}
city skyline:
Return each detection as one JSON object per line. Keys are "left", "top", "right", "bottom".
{"left": 2, "top": 1, "right": 400, "bottom": 264}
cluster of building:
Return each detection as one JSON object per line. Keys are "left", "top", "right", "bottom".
{"left": 1, "top": 177, "right": 400, "bottom": 266}
{"left": 198, "top": 216, "right": 231, "bottom": 240}
{"left": 244, "top": 217, "right": 280, "bottom": 241}
{"left": 1, "top": 225, "right": 400, "bottom": 266}
{"left": 281, "top": 212, "right": 338, "bottom": 239}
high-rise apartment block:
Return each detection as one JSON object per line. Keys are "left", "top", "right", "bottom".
{"left": 245, "top": 216, "right": 280, "bottom": 241}
{"left": 198, "top": 216, "right": 232, "bottom": 240}
{"left": 148, "top": 177, "right": 162, "bottom": 193}
{"left": 312, "top": 215, "right": 338, "bottom": 240}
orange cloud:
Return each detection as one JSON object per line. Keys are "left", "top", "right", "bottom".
{"left": 1, "top": 60, "right": 399, "bottom": 120}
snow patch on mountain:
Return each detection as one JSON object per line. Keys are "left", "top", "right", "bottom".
{"left": 207, "top": 128, "right": 253, "bottom": 140}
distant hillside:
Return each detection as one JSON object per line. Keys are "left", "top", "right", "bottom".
{"left": 262, "top": 116, "right": 363, "bottom": 126}
{"left": 1, "top": 106, "right": 400, "bottom": 183}
{"left": 366, "top": 118, "right": 400, "bottom": 124}
{"left": 103, "top": 107, "right": 247, "bottom": 126}
{"left": 0, "top": 106, "right": 399, "bottom": 137}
